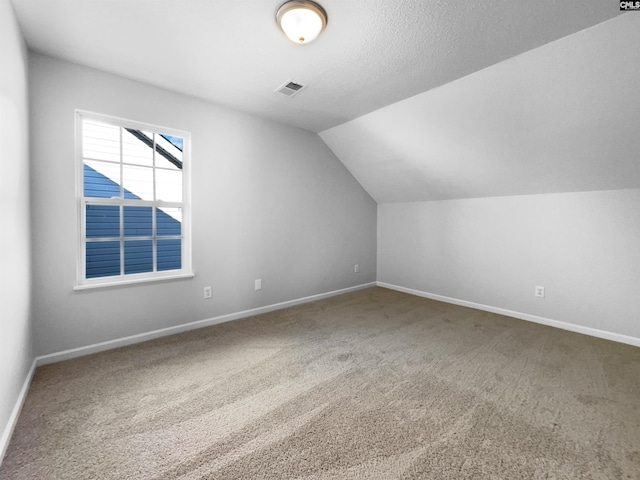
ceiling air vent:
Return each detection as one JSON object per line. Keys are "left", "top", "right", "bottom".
{"left": 275, "top": 80, "right": 306, "bottom": 97}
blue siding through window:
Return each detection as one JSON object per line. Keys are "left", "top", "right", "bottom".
{"left": 84, "top": 166, "right": 120, "bottom": 198}
{"left": 85, "top": 165, "right": 182, "bottom": 278}
{"left": 124, "top": 240, "right": 153, "bottom": 275}
{"left": 124, "top": 207, "right": 153, "bottom": 237}
{"left": 86, "top": 241, "right": 120, "bottom": 278}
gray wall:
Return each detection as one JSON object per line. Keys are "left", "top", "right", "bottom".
{"left": 0, "top": 0, "right": 33, "bottom": 457}
{"left": 29, "top": 53, "right": 377, "bottom": 356}
{"left": 378, "top": 190, "right": 640, "bottom": 342}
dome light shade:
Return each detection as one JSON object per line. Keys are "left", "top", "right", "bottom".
{"left": 276, "top": 1, "right": 327, "bottom": 45}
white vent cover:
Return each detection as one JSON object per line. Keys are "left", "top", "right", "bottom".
{"left": 275, "top": 80, "right": 306, "bottom": 97}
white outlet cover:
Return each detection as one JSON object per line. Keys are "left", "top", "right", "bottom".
{"left": 255, "top": 279, "right": 262, "bottom": 291}
{"left": 535, "top": 286, "right": 545, "bottom": 298}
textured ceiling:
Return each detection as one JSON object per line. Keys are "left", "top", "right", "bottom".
{"left": 11, "top": 0, "right": 621, "bottom": 133}
{"left": 320, "top": 15, "right": 640, "bottom": 203}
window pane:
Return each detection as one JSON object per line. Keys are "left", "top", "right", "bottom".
{"left": 84, "top": 160, "right": 121, "bottom": 198}
{"left": 83, "top": 120, "right": 120, "bottom": 162}
{"left": 123, "top": 165, "right": 154, "bottom": 200}
{"left": 157, "top": 207, "right": 182, "bottom": 236}
{"left": 160, "top": 134, "right": 184, "bottom": 154}
{"left": 157, "top": 239, "right": 181, "bottom": 271}
{"left": 156, "top": 169, "right": 182, "bottom": 202}
{"left": 86, "top": 241, "right": 120, "bottom": 278}
{"left": 124, "top": 206, "right": 152, "bottom": 237}
{"left": 156, "top": 134, "right": 183, "bottom": 170}
{"left": 86, "top": 205, "right": 120, "bottom": 238}
{"left": 123, "top": 128, "right": 154, "bottom": 167}
{"left": 124, "top": 240, "right": 153, "bottom": 274}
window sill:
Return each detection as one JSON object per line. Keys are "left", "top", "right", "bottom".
{"left": 74, "top": 272, "right": 195, "bottom": 291}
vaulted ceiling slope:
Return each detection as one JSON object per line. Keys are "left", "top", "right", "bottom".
{"left": 11, "top": 0, "right": 620, "bottom": 133}
{"left": 321, "top": 14, "right": 640, "bottom": 203}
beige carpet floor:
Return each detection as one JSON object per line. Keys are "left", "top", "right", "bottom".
{"left": 2, "top": 287, "right": 640, "bottom": 479}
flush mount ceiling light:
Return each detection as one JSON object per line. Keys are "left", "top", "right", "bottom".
{"left": 276, "top": 0, "right": 327, "bottom": 45}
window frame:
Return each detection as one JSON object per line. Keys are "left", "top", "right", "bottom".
{"left": 74, "top": 110, "right": 193, "bottom": 290}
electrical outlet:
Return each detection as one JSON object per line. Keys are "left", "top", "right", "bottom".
{"left": 535, "top": 286, "right": 545, "bottom": 298}
{"left": 203, "top": 286, "right": 212, "bottom": 299}
{"left": 255, "top": 279, "right": 262, "bottom": 291}
{"left": 354, "top": 264, "right": 359, "bottom": 273}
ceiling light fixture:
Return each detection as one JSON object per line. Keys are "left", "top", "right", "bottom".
{"left": 276, "top": 0, "right": 327, "bottom": 45}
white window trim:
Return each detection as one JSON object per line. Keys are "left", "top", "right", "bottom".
{"left": 75, "top": 110, "right": 193, "bottom": 289}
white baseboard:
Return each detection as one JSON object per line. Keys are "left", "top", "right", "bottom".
{"left": 0, "top": 358, "right": 37, "bottom": 463}
{"left": 377, "top": 282, "right": 640, "bottom": 348}
{"left": 36, "top": 282, "right": 377, "bottom": 366}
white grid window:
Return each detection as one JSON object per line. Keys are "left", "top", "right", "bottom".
{"left": 76, "top": 111, "right": 192, "bottom": 289}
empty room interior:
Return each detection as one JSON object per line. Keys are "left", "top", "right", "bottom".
{"left": 2, "top": 0, "right": 640, "bottom": 478}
